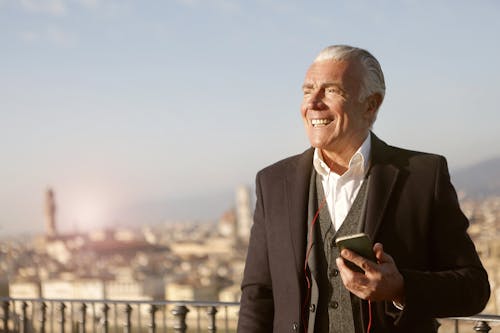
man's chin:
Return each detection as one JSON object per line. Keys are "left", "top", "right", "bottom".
{"left": 310, "top": 143, "right": 335, "bottom": 152}
{"left": 308, "top": 137, "right": 335, "bottom": 149}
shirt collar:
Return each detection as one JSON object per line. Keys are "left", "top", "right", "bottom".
{"left": 313, "top": 133, "right": 371, "bottom": 177}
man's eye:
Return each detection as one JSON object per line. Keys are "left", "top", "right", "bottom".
{"left": 326, "top": 88, "right": 338, "bottom": 94}
{"left": 303, "top": 90, "right": 312, "bottom": 95}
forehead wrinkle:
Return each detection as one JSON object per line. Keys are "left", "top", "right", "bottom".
{"left": 302, "top": 81, "right": 343, "bottom": 89}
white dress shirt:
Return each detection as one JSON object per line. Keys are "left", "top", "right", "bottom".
{"left": 313, "top": 134, "right": 371, "bottom": 231}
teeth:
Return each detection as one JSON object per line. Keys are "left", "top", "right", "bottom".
{"left": 311, "top": 119, "right": 332, "bottom": 127}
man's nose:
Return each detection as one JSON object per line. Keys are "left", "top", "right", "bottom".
{"left": 307, "top": 90, "right": 325, "bottom": 109}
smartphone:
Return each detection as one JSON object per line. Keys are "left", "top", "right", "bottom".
{"left": 335, "top": 233, "right": 376, "bottom": 272}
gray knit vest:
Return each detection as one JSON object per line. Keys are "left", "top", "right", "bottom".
{"left": 311, "top": 173, "right": 369, "bottom": 333}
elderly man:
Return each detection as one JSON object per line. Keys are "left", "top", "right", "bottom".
{"left": 237, "top": 45, "right": 489, "bottom": 333}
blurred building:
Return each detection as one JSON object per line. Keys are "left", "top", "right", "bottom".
{"left": 44, "top": 188, "right": 57, "bottom": 237}
{"left": 235, "top": 185, "right": 252, "bottom": 241}
{"left": 3, "top": 184, "right": 252, "bottom": 304}
{"left": 218, "top": 209, "right": 237, "bottom": 239}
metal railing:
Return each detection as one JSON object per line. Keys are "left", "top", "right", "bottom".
{"left": 445, "top": 315, "right": 500, "bottom": 333}
{"left": 0, "top": 298, "right": 239, "bottom": 333}
{"left": 1, "top": 297, "right": 500, "bottom": 333}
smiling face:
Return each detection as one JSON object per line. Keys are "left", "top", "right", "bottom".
{"left": 301, "top": 59, "right": 377, "bottom": 159}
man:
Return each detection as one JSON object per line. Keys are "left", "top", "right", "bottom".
{"left": 237, "top": 45, "right": 490, "bottom": 333}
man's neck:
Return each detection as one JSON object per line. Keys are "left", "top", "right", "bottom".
{"left": 320, "top": 133, "right": 369, "bottom": 175}
{"left": 320, "top": 150, "right": 352, "bottom": 175}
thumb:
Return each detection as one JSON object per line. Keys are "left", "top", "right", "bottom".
{"left": 373, "top": 242, "right": 394, "bottom": 264}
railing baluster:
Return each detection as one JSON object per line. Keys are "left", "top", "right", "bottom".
{"left": 149, "top": 304, "right": 158, "bottom": 333}
{"left": 11, "top": 300, "right": 17, "bottom": 333}
{"left": 473, "top": 320, "right": 491, "bottom": 332}
{"left": 30, "top": 300, "right": 36, "bottom": 332}
{"left": 20, "top": 301, "right": 28, "bottom": 333}
{"left": 59, "top": 302, "right": 67, "bottom": 333}
{"left": 40, "top": 302, "right": 47, "bottom": 333}
{"left": 207, "top": 306, "right": 217, "bottom": 333}
{"left": 138, "top": 304, "right": 141, "bottom": 333}
{"left": 2, "top": 300, "right": 10, "bottom": 333}
{"left": 71, "top": 302, "right": 75, "bottom": 333}
{"left": 50, "top": 301, "right": 55, "bottom": 333}
{"left": 162, "top": 304, "right": 167, "bottom": 333}
{"left": 123, "top": 304, "right": 132, "bottom": 333}
{"left": 224, "top": 306, "right": 228, "bottom": 333}
{"left": 101, "top": 304, "right": 109, "bottom": 333}
{"left": 196, "top": 306, "right": 200, "bottom": 333}
{"left": 113, "top": 303, "right": 118, "bottom": 333}
{"left": 79, "top": 303, "right": 87, "bottom": 333}
{"left": 91, "top": 303, "right": 96, "bottom": 333}
{"left": 171, "top": 305, "right": 189, "bottom": 333}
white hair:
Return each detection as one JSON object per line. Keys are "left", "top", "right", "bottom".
{"left": 314, "top": 45, "right": 386, "bottom": 102}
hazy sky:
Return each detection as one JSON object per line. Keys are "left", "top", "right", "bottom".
{"left": 1, "top": 0, "right": 499, "bottom": 235}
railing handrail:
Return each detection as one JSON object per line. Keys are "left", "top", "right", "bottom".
{"left": 0, "top": 296, "right": 239, "bottom": 307}
{"left": 449, "top": 314, "right": 500, "bottom": 322}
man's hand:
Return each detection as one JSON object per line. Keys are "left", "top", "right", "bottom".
{"left": 335, "top": 243, "right": 405, "bottom": 304}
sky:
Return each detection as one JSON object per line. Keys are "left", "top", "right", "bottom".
{"left": 1, "top": 0, "right": 499, "bottom": 236}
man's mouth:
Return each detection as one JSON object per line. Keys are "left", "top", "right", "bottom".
{"left": 311, "top": 118, "right": 333, "bottom": 128}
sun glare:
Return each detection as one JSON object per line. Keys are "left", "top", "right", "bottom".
{"left": 61, "top": 187, "right": 119, "bottom": 233}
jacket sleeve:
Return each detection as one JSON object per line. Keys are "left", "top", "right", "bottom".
{"left": 394, "top": 157, "right": 490, "bottom": 325}
{"left": 237, "top": 172, "right": 274, "bottom": 332}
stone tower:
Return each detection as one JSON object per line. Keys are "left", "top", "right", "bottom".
{"left": 45, "top": 188, "right": 57, "bottom": 237}
{"left": 235, "top": 185, "right": 253, "bottom": 241}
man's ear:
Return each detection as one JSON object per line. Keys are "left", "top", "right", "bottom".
{"left": 366, "top": 93, "right": 383, "bottom": 113}
{"left": 364, "top": 93, "right": 383, "bottom": 125}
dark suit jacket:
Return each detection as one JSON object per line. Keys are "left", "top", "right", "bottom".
{"left": 237, "top": 134, "right": 490, "bottom": 333}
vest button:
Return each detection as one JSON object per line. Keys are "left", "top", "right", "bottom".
{"left": 309, "top": 304, "right": 316, "bottom": 312}
{"left": 329, "top": 301, "right": 339, "bottom": 309}
{"left": 291, "top": 321, "right": 299, "bottom": 331}
{"left": 328, "top": 269, "right": 339, "bottom": 278}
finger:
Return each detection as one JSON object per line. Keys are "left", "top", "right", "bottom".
{"left": 340, "top": 248, "right": 377, "bottom": 273}
{"left": 373, "top": 243, "right": 384, "bottom": 262}
{"left": 336, "top": 257, "right": 354, "bottom": 286}
{"left": 336, "top": 257, "right": 373, "bottom": 299}
{"left": 373, "top": 242, "right": 395, "bottom": 264}
{"left": 336, "top": 258, "right": 366, "bottom": 285}
{"left": 336, "top": 257, "right": 369, "bottom": 280}
{"left": 336, "top": 257, "right": 348, "bottom": 275}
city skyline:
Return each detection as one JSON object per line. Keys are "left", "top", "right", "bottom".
{"left": 1, "top": 0, "right": 500, "bottom": 235}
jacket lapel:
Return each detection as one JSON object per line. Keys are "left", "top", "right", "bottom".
{"left": 364, "top": 133, "right": 400, "bottom": 240}
{"left": 285, "top": 148, "right": 314, "bottom": 275}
